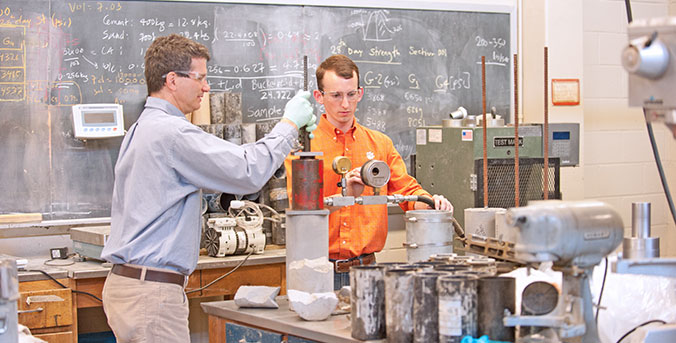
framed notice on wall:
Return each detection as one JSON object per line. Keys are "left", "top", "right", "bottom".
{"left": 551, "top": 79, "right": 580, "bottom": 106}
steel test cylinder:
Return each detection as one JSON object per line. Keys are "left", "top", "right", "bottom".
{"left": 291, "top": 158, "right": 324, "bottom": 210}
{"left": 437, "top": 275, "right": 478, "bottom": 343}
{"left": 413, "top": 271, "right": 450, "bottom": 343}
{"left": 350, "top": 265, "right": 386, "bottom": 340}
{"left": 385, "top": 268, "right": 417, "bottom": 343}
{"left": 477, "top": 276, "right": 515, "bottom": 342}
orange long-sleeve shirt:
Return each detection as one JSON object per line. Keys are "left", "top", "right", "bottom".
{"left": 285, "top": 114, "right": 431, "bottom": 260}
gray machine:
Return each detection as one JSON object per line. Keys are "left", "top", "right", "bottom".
{"left": 415, "top": 124, "right": 560, "bottom": 229}
{"left": 503, "top": 200, "right": 624, "bottom": 343}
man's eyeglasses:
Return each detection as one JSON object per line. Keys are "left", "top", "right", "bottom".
{"left": 320, "top": 88, "right": 362, "bottom": 102}
{"left": 162, "top": 70, "right": 207, "bottom": 83}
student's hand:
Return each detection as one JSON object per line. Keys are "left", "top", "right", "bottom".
{"left": 283, "top": 90, "right": 314, "bottom": 131}
{"left": 414, "top": 194, "right": 453, "bottom": 212}
{"left": 345, "top": 168, "right": 365, "bottom": 197}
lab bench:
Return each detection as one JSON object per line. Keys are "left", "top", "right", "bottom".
{"left": 201, "top": 297, "right": 382, "bottom": 343}
{"left": 17, "top": 249, "right": 287, "bottom": 343}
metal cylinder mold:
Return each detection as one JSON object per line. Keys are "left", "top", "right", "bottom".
{"left": 404, "top": 210, "right": 455, "bottom": 263}
{"left": 437, "top": 275, "right": 478, "bottom": 343}
{"left": 413, "top": 271, "right": 449, "bottom": 343}
{"left": 624, "top": 202, "right": 660, "bottom": 259}
{"left": 291, "top": 158, "right": 324, "bottom": 210}
{"left": 385, "top": 268, "right": 417, "bottom": 343}
{"left": 477, "top": 277, "right": 515, "bottom": 342}
{"left": 464, "top": 207, "right": 505, "bottom": 238}
{"left": 351, "top": 265, "right": 387, "bottom": 340}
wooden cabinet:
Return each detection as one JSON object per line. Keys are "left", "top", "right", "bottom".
{"left": 18, "top": 279, "right": 77, "bottom": 343}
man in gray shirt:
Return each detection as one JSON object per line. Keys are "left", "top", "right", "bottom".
{"left": 100, "top": 34, "right": 316, "bottom": 342}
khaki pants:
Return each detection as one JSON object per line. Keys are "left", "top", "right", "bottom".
{"left": 102, "top": 271, "right": 189, "bottom": 343}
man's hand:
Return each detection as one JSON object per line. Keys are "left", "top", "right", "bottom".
{"left": 345, "top": 168, "right": 365, "bottom": 197}
{"left": 414, "top": 194, "right": 453, "bottom": 213}
{"left": 282, "top": 90, "right": 316, "bottom": 137}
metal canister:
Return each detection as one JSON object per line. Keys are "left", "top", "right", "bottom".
{"left": 413, "top": 271, "right": 449, "bottom": 343}
{"left": 291, "top": 158, "right": 324, "bottom": 210}
{"left": 385, "top": 268, "right": 417, "bottom": 343}
{"left": 437, "top": 275, "right": 478, "bottom": 343}
{"left": 404, "top": 210, "right": 454, "bottom": 263}
{"left": 477, "top": 277, "right": 515, "bottom": 341}
{"left": 351, "top": 265, "right": 386, "bottom": 340}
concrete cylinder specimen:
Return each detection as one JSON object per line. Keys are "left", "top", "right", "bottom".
{"left": 437, "top": 275, "right": 478, "bottom": 343}
{"left": 285, "top": 210, "right": 331, "bottom": 294}
{"left": 351, "top": 265, "right": 387, "bottom": 340}
{"left": 385, "top": 268, "right": 417, "bottom": 343}
{"left": 209, "top": 92, "right": 226, "bottom": 124}
{"left": 404, "top": 210, "right": 455, "bottom": 263}
{"left": 413, "top": 271, "right": 450, "bottom": 343}
{"left": 464, "top": 207, "right": 505, "bottom": 238}
{"left": 477, "top": 276, "right": 515, "bottom": 341}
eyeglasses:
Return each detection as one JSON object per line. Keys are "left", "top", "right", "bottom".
{"left": 162, "top": 70, "right": 207, "bottom": 83}
{"left": 320, "top": 88, "right": 362, "bottom": 102}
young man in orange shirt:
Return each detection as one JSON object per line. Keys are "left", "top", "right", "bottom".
{"left": 285, "top": 54, "right": 452, "bottom": 290}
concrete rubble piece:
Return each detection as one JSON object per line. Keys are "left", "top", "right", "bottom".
{"left": 233, "top": 286, "right": 281, "bottom": 308}
{"left": 287, "top": 289, "right": 338, "bottom": 321}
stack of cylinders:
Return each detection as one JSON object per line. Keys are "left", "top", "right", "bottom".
{"left": 385, "top": 268, "right": 417, "bottom": 342}
{"left": 477, "top": 277, "right": 515, "bottom": 341}
{"left": 413, "top": 271, "right": 449, "bottom": 343}
{"left": 351, "top": 265, "right": 386, "bottom": 340}
{"left": 437, "top": 275, "right": 478, "bottom": 342}
{"left": 464, "top": 208, "right": 505, "bottom": 238}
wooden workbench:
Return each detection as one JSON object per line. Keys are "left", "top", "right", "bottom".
{"left": 17, "top": 250, "right": 287, "bottom": 343}
{"left": 201, "top": 297, "right": 384, "bottom": 343}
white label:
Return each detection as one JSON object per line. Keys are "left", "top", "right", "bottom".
{"left": 438, "top": 298, "right": 462, "bottom": 336}
{"left": 416, "top": 129, "right": 427, "bottom": 145}
{"left": 429, "top": 129, "right": 442, "bottom": 143}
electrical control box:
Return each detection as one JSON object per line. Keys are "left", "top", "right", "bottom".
{"left": 72, "top": 104, "right": 124, "bottom": 139}
{"left": 545, "top": 123, "right": 580, "bottom": 167}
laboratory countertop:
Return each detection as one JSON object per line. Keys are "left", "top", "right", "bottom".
{"left": 201, "top": 297, "right": 382, "bottom": 343}
{"left": 17, "top": 248, "right": 286, "bottom": 282}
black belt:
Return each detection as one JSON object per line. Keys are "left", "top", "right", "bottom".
{"left": 330, "top": 253, "right": 376, "bottom": 273}
{"left": 111, "top": 264, "right": 186, "bottom": 287}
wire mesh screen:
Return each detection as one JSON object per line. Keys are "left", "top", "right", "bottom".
{"left": 474, "top": 158, "right": 560, "bottom": 208}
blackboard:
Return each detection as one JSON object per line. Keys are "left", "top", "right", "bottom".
{"left": 0, "top": 0, "right": 513, "bottom": 220}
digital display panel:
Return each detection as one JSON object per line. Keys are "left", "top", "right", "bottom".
{"left": 83, "top": 111, "right": 115, "bottom": 125}
{"left": 552, "top": 131, "right": 570, "bottom": 140}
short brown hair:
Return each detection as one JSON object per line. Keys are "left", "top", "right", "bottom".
{"left": 144, "top": 34, "right": 210, "bottom": 94}
{"left": 316, "top": 54, "right": 359, "bottom": 91}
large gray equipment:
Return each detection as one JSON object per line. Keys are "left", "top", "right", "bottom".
{"left": 416, "top": 125, "right": 560, "bottom": 229}
{"left": 503, "top": 200, "right": 624, "bottom": 343}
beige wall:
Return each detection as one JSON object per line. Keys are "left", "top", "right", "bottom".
{"left": 379, "top": 0, "right": 676, "bottom": 261}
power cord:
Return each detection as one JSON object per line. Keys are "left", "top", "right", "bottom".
{"left": 185, "top": 247, "right": 255, "bottom": 295}
{"left": 26, "top": 269, "right": 103, "bottom": 303}
{"left": 616, "top": 319, "right": 666, "bottom": 343}
{"left": 595, "top": 257, "right": 609, "bottom": 323}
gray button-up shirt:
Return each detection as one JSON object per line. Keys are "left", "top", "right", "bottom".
{"left": 101, "top": 97, "right": 296, "bottom": 275}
